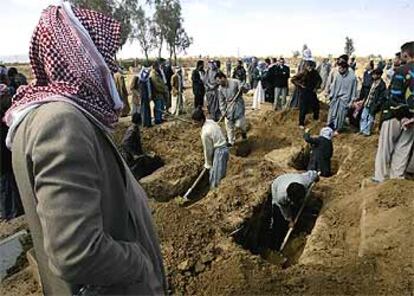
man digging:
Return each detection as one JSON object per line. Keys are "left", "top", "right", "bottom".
{"left": 216, "top": 71, "right": 248, "bottom": 147}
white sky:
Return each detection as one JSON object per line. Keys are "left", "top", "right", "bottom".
{"left": 0, "top": 0, "right": 412, "bottom": 62}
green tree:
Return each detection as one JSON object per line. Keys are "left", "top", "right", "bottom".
{"left": 69, "top": 0, "right": 139, "bottom": 47}
{"left": 131, "top": 7, "right": 157, "bottom": 61}
{"left": 153, "top": 0, "right": 192, "bottom": 63}
{"left": 344, "top": 36, "right": 355, "bottom": 56}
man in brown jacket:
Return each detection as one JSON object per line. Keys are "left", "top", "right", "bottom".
{"left": 4, "top": 3, "right": 166, "bottom": 295}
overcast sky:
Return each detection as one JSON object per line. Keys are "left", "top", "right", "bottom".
{"left": 0, "top": 0, "right": 412, "bottom": 62}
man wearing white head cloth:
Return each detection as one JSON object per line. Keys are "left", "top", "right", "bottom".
{"left": 5, "top": 3, "right": 166, "bottom": 295}
{"left": 304, "top": 127, "right": 334, "bottom": 177}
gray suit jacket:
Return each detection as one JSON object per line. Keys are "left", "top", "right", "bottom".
{"left": 12, "top": 101, "right": 166, "bottom": 295}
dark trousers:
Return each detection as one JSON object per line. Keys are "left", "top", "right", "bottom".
{"left": 0, "top": 173, "right": 23, "bottom": 220}
{"left": 140, "top": 97, "right": 152, "bottom": 127}
{"left": 153, "top": 98, "right": 165, "bottom": 124}
{"left": 299, "top": 90, "right": 320, "bottom": 126}
{"left": 194, "top": 90, "right": 205, "bottom": 108}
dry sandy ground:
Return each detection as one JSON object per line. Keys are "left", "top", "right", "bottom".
{"left": 1, "top": 90, "right": 413, "bottom": 295}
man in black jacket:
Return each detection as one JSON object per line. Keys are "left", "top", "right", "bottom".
{"left": 273, "top": 57, "right": 290, "bottom": 110}
{"left": 291, "top": 60, "right": 322, "bottom": 128}
{"left": 358, "top": 68, "right": 387, "bottom": 136}
{"left": 304, "top": 127, "right": 334, "bottom": 177}
{"left": 192, "top": 60, "right": 206, "bottom": 108}
{"left": 232, "top": 60, "right": 247, "bottom": 83}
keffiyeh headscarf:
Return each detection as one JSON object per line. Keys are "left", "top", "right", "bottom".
{"left": 4, "top": 2, "right": 122, "bottom": 147}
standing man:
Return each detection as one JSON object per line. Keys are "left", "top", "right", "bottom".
{"left": 191, "top": 107, "right": 229, "bottom": 188}
{"left": 138, "top": 65, "right": 153, "bottom": 127}
{"left": 205, "top": 60, "right": 221, "bottom": 121}
{"left": 273, "top": 57, "right": 290, "bottom": 110}
{"left": 373, "top": 41, "right": 414, "bottom": 182}
{"left": 1, "top": 84, "right": 23, "bottom": 221}
{"left": 170, "top": 66, "right": 184, "bottom": 116}
{"left": 316, "top": 58, "right": 331, "bottom": 92}
{"left": 268, "top": 171, "right": 319, "bottom": 249}
{"left": 161, "top": 60, "right": 174, "bottom": 110}
{"left": 226, "top": 58, "right": 232, "bottom": 77}
{"left": 232, "top": 60, "right": 247, "bottom": 83}
{"left": 129, "top": 66, "right": 141, "bottom": 118}
{"left": 386, "top": 53, "right": 402, "bottom": 85}
{"left": 358, "top": 68, "right": 387, "bottom": 136}
{"left": 349, "top": 57, "right": 357, "bottom": 71}
{"left": 150, "top": 60, "right": 169, "bottom": 124}
{"left": 248, "top": 57, "right": 259, "bottom": 89}
{"left": 192, "top": 60, "right": 206, "bottom": 108}
{"left": 327, "top": 58, "right": 358, "bottom": 133}
{"left": 114, "top": 68, "right": 130, "bottom": 117}
{"left": 292, "top": 60, "right": 322, "bottom": 128}
{"left": 7, "top": 67, "right": 27, "bottom": 93}
{"left": 216, "top": 72, "right": 247, "bottom": 146}
{"left": 360, "top": 61, "right": 375, "bottom": 100}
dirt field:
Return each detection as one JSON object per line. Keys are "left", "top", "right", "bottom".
{"left": 1, "top": 86, "right": 413, "bottom": 295}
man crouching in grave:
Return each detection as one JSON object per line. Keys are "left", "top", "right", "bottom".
{"left": 216, "top": 71, "right": 249, "bottom": 147}
{"left": 267, "top": 170, "right": 319, "bottom": 250}
{"left": 120, "top": 113, "right": 164, "bottom": 179}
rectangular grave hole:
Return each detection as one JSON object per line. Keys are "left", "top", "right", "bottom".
{"left": 232, "top": 193, "right": 323, "bottom": 268}
{"left": 130, "top": 155, "right": 165, "bottom": 180}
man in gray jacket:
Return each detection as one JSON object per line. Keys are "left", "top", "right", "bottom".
{"left": 5, "top": 4, "right": 166, "bottom": 295}
{"left": 268, "top": 171, "right": 319, "bottom": 249}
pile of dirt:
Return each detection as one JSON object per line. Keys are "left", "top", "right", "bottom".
{"left": 1, "top": 92, "right": 413, "bottom": 295}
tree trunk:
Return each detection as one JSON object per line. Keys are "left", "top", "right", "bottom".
{"left": 173, "top": 46, "right": 177, "bottom": 66}
{"left": 158, "top": 38, "right": 163, "bottom": 58}
{"left": 144, "top": 50, "right": 149, "bottom": 62}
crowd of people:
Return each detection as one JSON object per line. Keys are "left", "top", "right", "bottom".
{"left": 0, "top": 2, "right": 413, "bottom": 295}
{"left": 0, "top": 65, "right": 26, "bottom": 221}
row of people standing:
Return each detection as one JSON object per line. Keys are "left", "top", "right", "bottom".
{"left": 127, "top": 59, "right": 185, "bottom": 128}
{"left": 0, "top": 65, "right": 26, "bottom": 221}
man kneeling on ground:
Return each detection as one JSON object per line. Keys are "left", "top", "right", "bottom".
{"left": 268, "top": 171, "right": 319, "bottom": 250}
{"left": 192, "top": 107, "right": 230, "bottom": 188}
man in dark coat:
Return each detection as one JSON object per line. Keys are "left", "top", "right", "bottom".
{"left": 273, "top": 57, "right": 290, "bottom": 110}
{"left": 304, "top": 127, "right": 334, "bottom": 177}
{"left": 192, "top": 60, "right": 205, "bottom": 108}
{"left": 0, "top": 84, "right": 23, "bottom": 220}
{"left": 357, "top": 68, "right": 387, "bottom": 136}
{"left": 291, "top": 60, "right": 322, "bottom": 128}
{"left": 232, "top": 60, "right": 247, "bottom": 83}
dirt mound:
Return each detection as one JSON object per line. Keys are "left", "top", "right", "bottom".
{"left": 1, "top": 95, "right": 413, "bottom": 295}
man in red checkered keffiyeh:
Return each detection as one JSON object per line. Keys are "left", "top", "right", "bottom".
{"left": 4, "top": 2, "right": 123, "bottom": 147}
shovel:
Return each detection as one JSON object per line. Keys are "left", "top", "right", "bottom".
{"left": 176, "top": 168, "right": 208, "bottom": 206}
{"left": 279, "top": 183, "right": 315, "bottom": 252}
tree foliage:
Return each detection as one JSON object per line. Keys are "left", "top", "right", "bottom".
{"left": 131, "top": 7, "right": 157, "bottom": 61}
{"left": 153, "top": 0, "right": 192, "bottom": 63}
{"left": 69, "top": 0, "right": 193, "bottom": 61}
{"left": 344, "top": 36, "right": 355, "bottom": 56}
{"left": 69, "top": 0, "right": 138, "bottom": 47}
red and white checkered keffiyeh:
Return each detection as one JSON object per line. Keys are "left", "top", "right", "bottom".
{"left": 4, "top": 3, "right": 122, "bottom": 132}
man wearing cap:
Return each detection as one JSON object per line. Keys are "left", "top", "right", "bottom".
{"left": 327, "top": 56, "right": 358, "bottom": 133}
